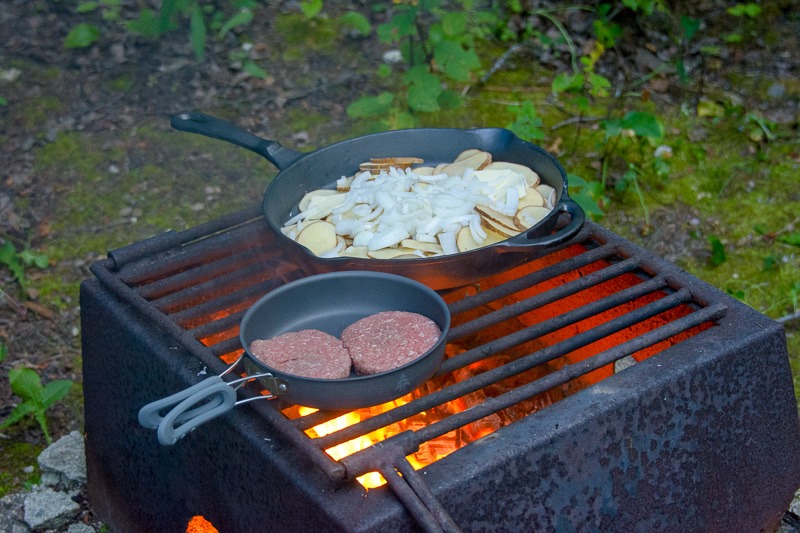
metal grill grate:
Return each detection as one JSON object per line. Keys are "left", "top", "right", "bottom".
{"left": 90, "top": 205, "right": 725, "bottom": 484}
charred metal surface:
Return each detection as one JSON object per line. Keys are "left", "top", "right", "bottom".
{"left": 82, "top": 206, "right": 800, "bottom": 532}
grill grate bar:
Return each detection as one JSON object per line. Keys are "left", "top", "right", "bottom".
{"left": 135, "top": 244, "right": 283, "bottom": 300}
{"left": 406, "top": 301, "right": 727, "bottom": 448}
{"left": 292, "top": 274, "right": 667, "bottom": 434}
{"left": 448, "top": 256, "right": 641, "bottom": 341}
{"left": 447, "top": 242, "right": 615, "bottom": 316}
{"left": 439, "top": 274, "right": 669, "bottom": 375}
{"left": 339, "top": 301, "right": 727, "bottom": 478}
{"left": 189, "top": 308, "right": 247, "bottom": 340}
{"left": 313, "top": 285, "right": 694, "bottom": 450}
{"left": 107, "top": 204, "right": 264, "bottom": 271}
{"left": 150, "top": 258, "right": 294, "bottom": 314}
{"left": 117, "top": 215, "right": 271, "bottom": 285}
{"left": 168, "top": 278, "right": 286, "bottom": 327}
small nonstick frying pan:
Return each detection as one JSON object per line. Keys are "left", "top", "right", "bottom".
{"left": 138, "top": 271, "right": 451, "bottom": 445}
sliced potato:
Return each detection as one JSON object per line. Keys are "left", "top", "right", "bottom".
{"left": 299, "top": 189, "right": 339, "bottom": 212}
{"left": 456, "top": 226, "right": 482, "bottom": 252}
{"left": 341, "top": 246, "right": 369, "bottom": 258}
{"left": 535, "top": 183, "right": 556, "bottom": 207}
{"left": 370, "top": 157, "right": 424, "bottom": 165}
{"left": 295, "top": 220, "right": 338, "bottom": 255}
{"left": 454, "top": 148, "right": 485, "bottom": 162}
{"left": 303, "top": 193, "right": 347, "bottom": 220}
{"left": 485, "top": 161, "right": 541, "bottom": 187}
{"left": 517, "top": 188, "right": 546, "bottom": 209}
{"left": 400, "top": 239, "right": 444, "bottom": 255}
{"left": 441, "top": 151, "right": 492, "bottom": 177}
{"left": 483, "top": 228, "right": 508, "bottom": 245}
{"left": 480, "top": 216, "right": 519, "bottom": 238}
{"left": 336, "top": 176, "right": 354, "bottom": 192}
{"left": 514, "top": 206, "right": 552, "bottom": 230}
{"left": 412, "top": 166, "right": 436, "bottom": 176}
{"left": 475, "top": 205, "right": 519, "bottom": 232}
{"left": 367, "top": 247, "right": 420, "bottom": 259}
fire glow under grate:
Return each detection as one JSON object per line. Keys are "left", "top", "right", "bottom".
{"left": 81, "top": 205, "right": 800, "bottom": 532}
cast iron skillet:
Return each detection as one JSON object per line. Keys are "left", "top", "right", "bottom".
{"left": 138, "top": 271, "right": 451, "bottom": 446}
{"left": 171, "top": 112, "right": 585, "bottom": 290}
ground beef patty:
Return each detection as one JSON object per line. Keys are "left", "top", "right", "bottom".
{"left": 249, "top": 329, "right": 352, "bottom": 379}
{"left": 341, "top": 311, "right": 441, "bottom": 375}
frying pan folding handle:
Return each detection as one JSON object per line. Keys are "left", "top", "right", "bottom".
{"left": 138, "top": 376, "right": 237, "bottom": 446}
{"left": 170, "top": 111, "right": 304, "bottom": 170}
{"left": 504, "top": 196, "right": 586, "bottom": 250}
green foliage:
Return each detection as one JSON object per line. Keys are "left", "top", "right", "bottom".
{"left": 340, "top": 11, "right": 371, "bottom": 37}
{"left": 778, "top": 232, "right": 800, "bottom": 248}
{"left": 708, "top": 236, "right": 727, "bottom": 267}
{"left": 603, "top": 111, "right": 664, "bottom": 140}
{"left": 300, "top": 0, "right": 323, "bottom": 20}
{"left": 0, "top": 368, "right": 73, "bottom": 444}
{"left": 63, "top": 22, "right": 101, "bottom": 48}
{"left": 724, "top": 3, "right": 762, "bottom": 44}
{"left": 506, "top": 101, "right": 545, "bottom": 142}
{"left": 568, "top": 174, "right": 607, "bottom": 221}
{"left": 0, "top": 240, "right": 49, "bottom": 295}
{"left": 67, "top": 0, "right": 258, "bottom": 61}
{"left": 348, "top": 0, "right": 485, "bottom": 123}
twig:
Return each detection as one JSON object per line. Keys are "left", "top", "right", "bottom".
{"left": 0, "top": 288, "right": 27, "bottom": 317}
{"left": 478, "top": 43, "right": 524, "bottom": 85}
{"left": 551, "top": 115, "right": 603, "bottom": 130}
{"left": 776, "top": 311, "right": 800, "bottom": 326}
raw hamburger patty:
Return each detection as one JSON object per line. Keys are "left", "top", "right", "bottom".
{"left": 341, "top": 311, "right": 441, "bottom": 375}
{"left": 249, "top": 329, "right": 352, "bottom": 379}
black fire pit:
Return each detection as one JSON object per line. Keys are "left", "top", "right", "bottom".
{"left": 80, "top": 205, "right": 800, "bottom": 532}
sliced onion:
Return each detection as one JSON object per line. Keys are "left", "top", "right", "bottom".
{"left": 367, "top": 226, "right": 410, "bottom": 251}
{"left": 437, "top": 231, "right": 458, "bottom": 255}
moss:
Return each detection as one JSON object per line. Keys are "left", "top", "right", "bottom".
{"left": 107, "top": 73, "right": 134, "bottom": 92}
{"left": 0, "top": 440, "right": 43, "bottom": 498}
{"left": 21, "top": 96, "right": 63, "bottom": 129}
{"left": 31, "top": 124, "right": 276, "bottom": 307}
{"left": 274, "top": 13, "right": 338, "bottom": 60}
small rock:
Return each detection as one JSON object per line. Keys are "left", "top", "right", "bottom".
{"left": 291, "top": 131, "right": 310, "bottom": 146}
{"left": 688, "top": 127, "right": 709, "bottom": 143}
{"left": 382, "top": 49, "right": 402, "bottom": 64}
{"left": 0, "top": 492, "right": 27, "bottom": 532}
{"left": 68, "top": 523, "right": 97, "bottom": 533}
{"left": 38, "top": 431, "right": 87, "bottom": 491}
{"left": 23, "top": 488, "right": 79, "bottom": 530}
{"left": 614, "top": 356, "right": 637, "bottom": 373}
{"left": 767, "top": 83, "right": 785, "bottom": 99}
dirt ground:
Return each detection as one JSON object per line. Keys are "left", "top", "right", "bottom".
{"left": 1, "top": 0, "right": 799, "bottom": 524}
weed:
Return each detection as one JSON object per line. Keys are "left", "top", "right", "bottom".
{"left": 67, "top": 0, "right": 258, "bottom": 61}
{"left": 0, "top": 368, "right": 73, "bottom": 445}
{"left": 0, "top": 240, "right": 49, "bottom": 296}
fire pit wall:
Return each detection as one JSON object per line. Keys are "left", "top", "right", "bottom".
{"left": 80, "top": 216, "right": 800, "bottom": 532}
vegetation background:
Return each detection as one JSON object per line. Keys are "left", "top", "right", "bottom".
{"left": 0, "top": 0, "right": 798, "bottom": 519}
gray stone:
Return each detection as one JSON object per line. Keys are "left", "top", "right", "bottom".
{"left": 614, "top": 355, "right": 637, "bottom": 373}
{"left": 0, "top": 492, "right": 29, "bottom": 533}
{"left": 67, "top": 523, "right": 97, "bottom": 533}
{"left": 37, "top": 431, "right": 87, "bottom": 490}
{"left": 23, "top": 488, "right": 79, "bottom": 530}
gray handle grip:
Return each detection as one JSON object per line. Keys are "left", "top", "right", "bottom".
{"left": 138, "top": 376, "right": 237, "bottom": 445}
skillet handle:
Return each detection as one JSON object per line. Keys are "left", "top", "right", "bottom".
{"left": 503, "top": 196, "right": 585, "bottom": 250}
{"left": 138, "top": 376, "right": 237, "bottom": 445}
{"left": 170, "top": 111, "right": 304, "bottom": 170}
